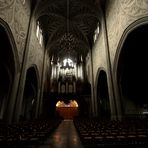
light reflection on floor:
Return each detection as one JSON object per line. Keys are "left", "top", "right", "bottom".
{"left": 39, "top": 120, "right": 84, "bottom": 148}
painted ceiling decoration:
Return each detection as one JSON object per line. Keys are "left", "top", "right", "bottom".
{"left": 35, "top": 0, "right": 99, "bottom": 60}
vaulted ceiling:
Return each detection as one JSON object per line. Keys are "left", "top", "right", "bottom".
{"left": 35, "top": 0, "right": 100, "bottom": 61}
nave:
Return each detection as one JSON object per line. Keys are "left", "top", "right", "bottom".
{"left": 0, "top": 119, "right": 84, "bottom": 148}
{"left": 1, "top": 1, "right": 148, "bottom": 148}
{"left": 39, "top": 120, "right": 83, "bottom": 148}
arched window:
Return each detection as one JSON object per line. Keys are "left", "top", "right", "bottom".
{"left": 36, "top": 21, "right": 40, "bottom": 38}
{"left": 39, "top": 29, "right": 43, "bottom": 46}
{"left": 93, "top": 23, "right": 100, "bottom": 43}
{"left": 36, "top": 21, "right": 43, "bottom": 46}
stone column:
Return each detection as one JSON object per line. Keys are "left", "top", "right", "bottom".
{"left": 101, "top": 8, "right": 117, "bottom": 120}
{"left": 6, "top": 72, "right": 20, "bottom": 123}
{"left": 90, "top": 50, "right": 97, "bottom": 117}
{"left": 13, "top": 13, "right": 34, "bottom": 123}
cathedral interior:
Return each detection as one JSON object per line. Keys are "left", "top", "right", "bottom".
{"left": 1, "top": 0, "right": 148, "bottom": 147}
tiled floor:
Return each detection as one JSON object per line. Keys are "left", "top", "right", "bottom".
{"left": 39, "top": 120, "right": 84, "bottom": 148}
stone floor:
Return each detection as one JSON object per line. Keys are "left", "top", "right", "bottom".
{"left": 39, "top": 120, "right": 84, "bottom": 148}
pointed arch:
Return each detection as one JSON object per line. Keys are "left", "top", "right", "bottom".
{"left": 0, "top": 19, "right": 19, "bottom": 121}
{"left": 21, "top": 65, "right": 40, "bottom": 120}
{"left": 113, "top": 17, "right": 148, "bottom": 118}
{"left": 95, "top": 68, "right": 111, "bottom": 119}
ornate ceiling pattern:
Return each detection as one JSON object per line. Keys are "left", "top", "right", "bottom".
{"left": 35, "top": 0, "right": 99, "bottom": 60}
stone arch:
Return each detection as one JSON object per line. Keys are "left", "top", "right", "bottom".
{"left": 95, "top": 68, "right": 111, "bottom": 119}
{"left": 21, "top": 65, "right": 40, "bottom": 120}
{"left": 114, "top": 17, "right": 148, "bottom": 118}
{"left": 0, "top": 19, "right": 19, "bottom": 121}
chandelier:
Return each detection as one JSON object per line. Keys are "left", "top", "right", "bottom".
{"left": 58, "top": 33, "right": 77, "bottom": 51}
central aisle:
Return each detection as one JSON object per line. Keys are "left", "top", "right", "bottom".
{"left": 39, "top": 120, "right": 84, "bottom": 148}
